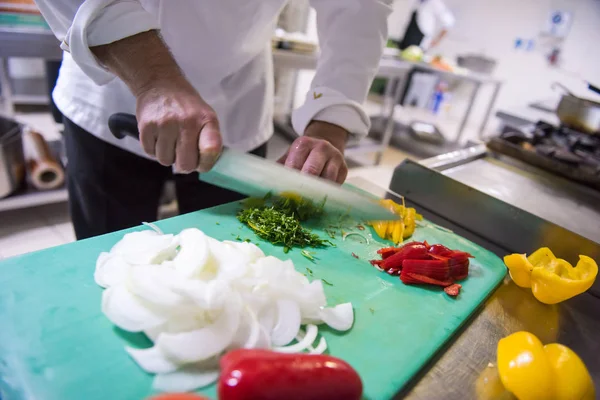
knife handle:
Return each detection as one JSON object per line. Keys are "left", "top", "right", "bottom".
{"left": 108, "top": 113, "right": 140, "bottom": 140}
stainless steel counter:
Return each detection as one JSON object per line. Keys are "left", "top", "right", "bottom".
{"left": 375, "top": 146, "right": 600, "bottom": 399}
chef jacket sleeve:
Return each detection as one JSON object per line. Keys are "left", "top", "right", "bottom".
{"left": 34, "top": 0, "right": 159, "bottom": 85}
{"left": 431, "top": 0, "right": 455, "bottom": 29}
{"left": 292, "top": 0, "right": 393, "bottom": 140}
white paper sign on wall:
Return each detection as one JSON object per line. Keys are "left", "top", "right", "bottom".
{"left": 545, "top": 10, "right": 573, "bottom": 39}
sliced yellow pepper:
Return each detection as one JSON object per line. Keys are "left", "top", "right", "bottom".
{"left": 368, "top": 199, "right": 421, "bottom": 244}
{"left": 497, "top": 332, "right": 554, "bottom": 400}
{"left": 544, "top": 343, "right": 596, "bottom": 400}
{"left": 504, "top": 248, "right": 598, "bottom": 304}
{"left": 503, "top": 254, "right": 534, "bottom": 288}
{"left": 497, "top": 331, "right": 595, "bottom": 400}
{"left": 531, "top": 255, "right": 598, "bottom": 304}
{"left": 403, "top": 208, "right": 416, "bottom": 239}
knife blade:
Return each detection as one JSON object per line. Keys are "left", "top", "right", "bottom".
{"left": 108, "top": 113, "right": 396, "bottom": 221}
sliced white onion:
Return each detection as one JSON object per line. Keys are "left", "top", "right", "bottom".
{"left": 125, "top": 345, "right": 179, "bottom": 374}
{"left": 225, "top": 240, "right": 265, "bottom": 263}
{"left": 172, "top": 229, "right": 209, "bottom": 277}
{"left": 320, "top": 302, "right": 354, "bottom": 331}
{"left": 102, "top": 285, "right": 166, "bottom": 332}
{"left": 273, "top": 324, "right": 319, "bottom": 353}
{"left": 142, "top": 222, "right": 164, "bottom": 235}
{"left": 157, "top": 298, "right": 241, "bottom": 363}
{"left": 153, "top": 367, "right": 219, "bottom": 392}
{"left": 271, "top": 299, "right": 301, "bottom": 346}
{"left": 94, "top": 253, "right": 130, "bottom": 288}
{"left": 126, "top": 265, "right": 186, "bottom": 308}
{"left": 257, "top": 304, "right": 277, "bottom": 333}
{"left": 96, "top": 227, "right": 355, "bottom": 394}
{"left": 242, "top": 308, "right": 261, "bottom": 348}
{"left": 111, "top": 230, "right": 179, "bottom": 265}
{"left": 174, "top": 279, "right": 230, "bottom": 310}
{"left": 144, "top": 325, "right": 164, "bottom": 342}
{"left": 310, "top": 336, "right": 328, "bottom": 354}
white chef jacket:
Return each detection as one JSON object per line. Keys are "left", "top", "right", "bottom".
{"left": 34, "top": 0, "right": 392, "bottom": 159}
{"left": 415, "top": 0, "right": 454, "bottom": 49}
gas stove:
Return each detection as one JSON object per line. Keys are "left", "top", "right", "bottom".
{"left": 488, "top": 121, "right": 600, "bottom": 190}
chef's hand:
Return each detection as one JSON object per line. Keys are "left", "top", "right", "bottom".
{"left": 278, "top": 121, "right": 348, "bottom": 184}
{"left": 90, "top": 31, "right": 222, "bottom": 173}
{"left": 136, "top": 78, "right": 222, "bottom": 173}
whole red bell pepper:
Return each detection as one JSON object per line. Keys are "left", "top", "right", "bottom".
{"left": 218, "top": 349, "right": 363, "bottom": 400}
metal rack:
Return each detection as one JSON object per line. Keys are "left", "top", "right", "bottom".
{"left": 0, "top": 28, "right": 62, "bottom": 114}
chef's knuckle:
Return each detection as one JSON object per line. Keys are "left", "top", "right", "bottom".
{"left": 201, "top": 110, "right": 218, "bottom": 124}
{"left": 295, "top": 136, "right": 312, "bottom": 148}
{"left": 304, "top": 163, "right": 321, "bottom": 175}
{"left": 315, "top": 140, "right": 332, "bottom": 152}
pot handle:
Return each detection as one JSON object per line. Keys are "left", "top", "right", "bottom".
{"left": 551, "top": 82, "right": 574, "bottom": 96}
{"left": 587, "top": 82, "right": 600, "bottom": 96}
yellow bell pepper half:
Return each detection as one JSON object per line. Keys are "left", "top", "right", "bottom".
{"left": 368, "top": 199, "right": 421, "bottom": 244}
{"left": 497, "top": 331, "right": 595, "bottom": 400}
{"left": 504, "top": 248, "right": 598, "bottom": 304}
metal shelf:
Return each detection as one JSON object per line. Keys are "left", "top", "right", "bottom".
{"left": 0, "top": 186, "right": 68, "bottom": 213}
{"left": 10, "top": 94, "right": 50, "bottom": 105}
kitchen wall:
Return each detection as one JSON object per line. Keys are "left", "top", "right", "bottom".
{"left": 296, "top": 0, "right": 600, "bottom": 136}
{"left": 391, "top": 0, "right": 600, "bottom": 126}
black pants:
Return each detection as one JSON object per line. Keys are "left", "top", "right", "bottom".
{"left": 63, "top": 118, "right": 267, "bottom": 240}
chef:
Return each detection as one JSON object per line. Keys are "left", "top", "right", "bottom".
{"left": 34, "top": 0, "right": 392, "bottom": 239}
{"left": 397, "top": 0, "right": 455, "bottom": 50}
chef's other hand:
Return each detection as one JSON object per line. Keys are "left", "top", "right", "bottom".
{"left": 278, "top": 121, "right": 348, "bottom": 184}
{"left": 136, "top": 78, "right": 222, "bottom": 173}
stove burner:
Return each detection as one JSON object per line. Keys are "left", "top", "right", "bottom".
{"left": 493, "top": 120, "right": 600, "bottom": 190}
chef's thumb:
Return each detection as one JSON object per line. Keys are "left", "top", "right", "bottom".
{"left": 197, "top": 120, "right": 223, "bottom": 172}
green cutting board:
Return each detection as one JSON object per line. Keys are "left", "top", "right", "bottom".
{"left": 0, "top": 201, "right": 506, "bottom": 400}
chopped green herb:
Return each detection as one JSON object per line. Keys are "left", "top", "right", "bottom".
{"left": 321, "top": 278, "right": 333, "bottom": 286}
{"left": 325, "top": 229, "right": 336, "bottom": 239}
{"left": 244, "top": 238, "right": 251, "bottom": 243}
{"left": 369, "top": 307, "right": 375, "bottom": 314}
{"left": 273, "top": 195, "right": 326, "bottom": 221}
{"left": 235, "top": 235, "right": 242, "bottom": 241}
{"left": 301, "top": 249, "right": 317, "bottom": 261}
{"left": 237, "top": 206, "right": 330, "bottom": 251}
{"left": 215, "top": 222, "right": 220, "bottom": 225}
{"left": 306, "top": 267, "right": 314, "bottom": 276}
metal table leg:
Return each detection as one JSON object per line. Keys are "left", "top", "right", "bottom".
{"left": 455, "top": 81, "right": 481, "bottom": 143}
{"left": 375, "top": 72, "right": 409, "bottom": 165}
{"left": 478, "top": 82, "right": 502, "bottom": 139}
{"left": 0, "top": 58, "right": 15, "bottom": 116}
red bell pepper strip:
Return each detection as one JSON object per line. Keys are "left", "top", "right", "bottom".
{"left": 449, "top": 259, "right": 469, "bottom": 280}
{"left": 376, "top": 246, "right": 399, "bottom": 259}
{"left": 381, "top": 243, "right": 429, "bottom": 269}
{"left": 218, "top": 349, "right": 363, "bottom": 400}
{"left": 428, "top": 244, "right": 454, "bottom": 257}
{"left": 444, "top": 283, "right": 462, "bottom": 296}
{"left": 402, "top": 259, "right": 450, "bottom": 281}
{"left": 400, "top": 271, "right": 454, "bottom": 287}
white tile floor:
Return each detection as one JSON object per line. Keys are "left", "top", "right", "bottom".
{"left": 0, "top": 202, "right": 75, "bottom": 259}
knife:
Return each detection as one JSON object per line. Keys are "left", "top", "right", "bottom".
{"left": 108, "top": 113, "right": 396, "bottom": 221}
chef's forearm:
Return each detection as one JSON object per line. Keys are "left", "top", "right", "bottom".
{"left": 91, "top": 30, "right": 185, "bottom": 96}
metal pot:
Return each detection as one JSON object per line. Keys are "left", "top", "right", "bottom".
{"left": 552, "top": 82, "right": 600, "bottom": 134}
{"left": 0, "top": 116, "right": 26, "bottom": 198}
